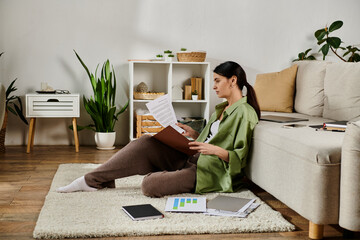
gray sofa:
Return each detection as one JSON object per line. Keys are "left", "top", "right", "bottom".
{"left": 245, "top": 61, "right": 360, "bottom": 239}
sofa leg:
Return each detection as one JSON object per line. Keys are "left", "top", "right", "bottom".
{"left": 309, "top": 221, "right": 324, "bottom": 239}
{"left": 343, "top": 229, "right": 354, "bottom": 238}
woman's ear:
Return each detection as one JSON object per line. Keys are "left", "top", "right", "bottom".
{"left": 231, "top": 75, "right": 237, "bottom": 84}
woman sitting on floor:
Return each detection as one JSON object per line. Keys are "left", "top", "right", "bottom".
{"left": 57, "top": 61, "right": 260, "bottom": 197}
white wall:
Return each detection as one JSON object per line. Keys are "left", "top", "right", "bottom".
{"left": 1, "top": 0, "right": 360, "bottom": 146}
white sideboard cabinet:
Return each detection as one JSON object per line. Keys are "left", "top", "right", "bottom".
{"left": 129, "top": 61, "right": 211, "bottom": 141}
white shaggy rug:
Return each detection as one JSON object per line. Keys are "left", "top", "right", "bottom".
{"left": 33, "top": 164, "right": 295, "bottom": 239}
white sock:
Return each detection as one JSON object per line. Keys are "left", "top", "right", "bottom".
{"left": 56, "top": 176, "right": 98, "bottom": 193}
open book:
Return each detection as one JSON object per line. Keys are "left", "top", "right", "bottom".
{"left": 153, "top": 126, "right": 197, "bottom": 156}
{"left": 146, "top": 94, "right": 197, "bottom": 156}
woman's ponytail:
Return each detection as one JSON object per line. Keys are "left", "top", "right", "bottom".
{"left": 244, "top": 82, "right": 261, "bottom": 119}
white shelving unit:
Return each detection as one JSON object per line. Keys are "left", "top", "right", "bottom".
{"left": 129, "top": 61, "right": 211, "bottom": 140}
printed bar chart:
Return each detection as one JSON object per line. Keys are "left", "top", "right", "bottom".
{"left": 165, "top": 197, "right": 206, "bottom": 212}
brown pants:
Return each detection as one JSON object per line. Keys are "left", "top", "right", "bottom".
{"left": 85, "top": 135, "right": 198, "bottom": 197}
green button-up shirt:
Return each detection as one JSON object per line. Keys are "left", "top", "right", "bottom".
{"left": 195, "top": 96, "right": 258, "bottom": 194}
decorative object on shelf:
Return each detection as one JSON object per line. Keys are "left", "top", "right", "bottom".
{"left": 294, "top": 20, "right": 360, "bottom": 62}
{"left": 136, "top": 82, "right": 148, "bottom": 93}
{"left": 191, "top": 77, "right": 203, "bottom": 100}
{"left": 73, "top": 50, "right": 129, "bottom": 150}
{"left": 191, "top": 90, "right": 198, "bottom": 100}
{"left": 155, "top": 54, "right": 164, "bottom": 61}
{"left": 40, "top": 82, "right": 54, "bottom": 92}
{"left": 133, "top": 92, "right": 165, "bottom": 100}
{"left": 0, "top": 52, "right": 28, "bottom": 152}
{"left": 177, "top": 50, "right": 206, "bottom": 62}
{"left": 164, "top": 50, "right": 174, "bottom": 62}
{"left": 172, "top": 85, "right": 183, "bottom": 100}
{"left": 184, "top": 85, "right": 192, "bottom": 100}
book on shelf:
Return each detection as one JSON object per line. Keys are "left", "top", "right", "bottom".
{"left": 122, "top": 204, "right": 164, "bottom": 221}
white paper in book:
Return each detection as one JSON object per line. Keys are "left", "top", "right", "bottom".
{"left": 146, "top": 94, "right": 184, "bottom": 134}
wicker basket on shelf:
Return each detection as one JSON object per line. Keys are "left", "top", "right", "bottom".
{"left": 133, "top": 92, "right": 165, "bottom": 100}
{"left": 177, "top": 51, "right": 206, "bottom": 62}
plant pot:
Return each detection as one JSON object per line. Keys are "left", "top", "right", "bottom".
{"left": 192, "top": 95, "right": 198, "bottom": 100}
{"left": 0, "top": 111, "right": 8, "bottom": 153}
{"left": 164, "top": 54, "right": 173, "bottom": 62}
{"left": 95, "top": 132, "right": 116, "bottom": 150}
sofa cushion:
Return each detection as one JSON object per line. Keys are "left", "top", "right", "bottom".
{"left": 294, "top": 61, "right": 330, "bottom": 117}
{"left": 254, "top": 65, "right": 298, "bottom": 113}
{"left": 254, "top": 112, "right": 344, "bottom": 165}
{"left": 323, "top": 62, "right": 360, "bottom": 121}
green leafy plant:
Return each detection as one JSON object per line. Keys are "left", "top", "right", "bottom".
{"left": 73, "top": 50, "right": 128, "bottom": 132}
{"left": 343, "top": 45, "right": 360, "bottom": 62}
{"left": 180, "top": 48, "right": 187, "bottom": 51}
{"left": 156, "top": 54, "right": 163, "bottom": 58}
{"left": 168, "top": 54, "right": 175, "bottom": 57}
{"left": 315, "top": 20, "right": 344, "bottom": 60}
{"left": 294, "top": 20, "right": 360, "bottom": 62}
{"left": 293, "top": 48, "right": 316, "bottom": 62}
{"left": 164, "top": 50, "right": 172, "bottom": 54}
{"left": 191, "top": 90, "right": 198, "bottom": 95}
{"left": 1, "top": 52, "right": 28, "bottom": 125}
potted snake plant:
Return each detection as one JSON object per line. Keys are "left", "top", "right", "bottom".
{"left": 0, "top": 52, "right": 28, "bottom": 153}
{"left": 74, "top": 50, "right": 128, "bottom": 150}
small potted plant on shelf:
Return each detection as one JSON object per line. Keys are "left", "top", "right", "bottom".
{"left": 191, "top": 90, "right": 198, "bottom": 100}
{"left": 155, "top": 54, "right": 164, "bottom": 61}
{"left": 73, "top": 50, "right": 129, "bottom": 150}
{"left": 164, "top": 50, "right": 174, "bottom": 62}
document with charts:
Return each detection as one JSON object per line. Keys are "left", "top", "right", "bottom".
{"left": 165, "top": 197, "right": 207, "bottom": 213}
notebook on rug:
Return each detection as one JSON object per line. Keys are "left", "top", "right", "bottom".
{"left": 207, "top": 195, "right": 255, "bottom": 212}
{"left": 122, "top": 204, "right": 164, "bottom": 221}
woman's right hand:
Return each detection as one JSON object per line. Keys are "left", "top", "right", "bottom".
{"left": 176, "top": 122, "right": 200, "bottom": 140}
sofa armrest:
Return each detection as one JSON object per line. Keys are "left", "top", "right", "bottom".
{"left": 339, "top": 120, "right": 360, "bottom": 231}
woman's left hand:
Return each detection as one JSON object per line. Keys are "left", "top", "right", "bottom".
{"left": 189, "top": 141, "right": 229, "bottom": 162}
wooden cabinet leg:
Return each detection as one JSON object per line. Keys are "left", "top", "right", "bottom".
{"left": 309, "top": 221, "right": 324, "bottom": 239}
{"left": 31, "top": 118, "right": 36, "bottom": 148}
{"left": 72, "top": 117, "right": 79, "bottom": 152}
{"left": 26, "top": 118, "right": 36, "bottom": 153}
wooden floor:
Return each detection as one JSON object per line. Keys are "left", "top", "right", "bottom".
{"left": 0, "top": 146, "right": 357, "bottom": 240}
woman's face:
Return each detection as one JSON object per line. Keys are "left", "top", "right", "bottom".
{"left": 213, "top": 73, "right": 233, "bottom": 98}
